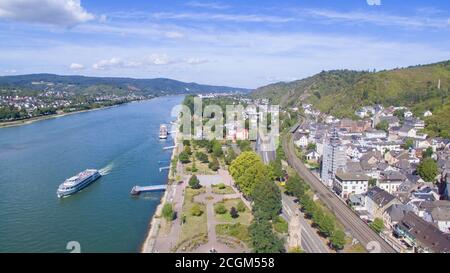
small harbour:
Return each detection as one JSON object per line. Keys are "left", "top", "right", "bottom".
{"left": 0, "top": 95, "right": 184, "bottom": 252}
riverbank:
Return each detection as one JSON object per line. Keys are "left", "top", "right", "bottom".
{"left": 141, "top": 119, "right": 180, "bottom": 253}
{"left": 0, "top": 99, "right": 150, "bottom": 129}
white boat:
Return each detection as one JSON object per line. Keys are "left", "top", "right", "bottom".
{"left": 159, "top": 124, "right": 168, "bottom": 139}
{"left": 57, "top": 169, "right": 101, "bottom": 198}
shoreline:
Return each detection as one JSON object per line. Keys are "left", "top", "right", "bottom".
{"left": 0, "top": 93, "right": 188, "bottom": 129}
{"left": 140, "top": 119, "right": 179, "bottom": 253}
{"left": 0, "top": 98, "right": 155, "bottom": 129}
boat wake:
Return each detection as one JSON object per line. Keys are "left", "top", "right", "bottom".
{"left": 99, "top": 162, "right": 114, "bottom": 176}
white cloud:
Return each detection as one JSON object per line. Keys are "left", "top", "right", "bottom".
{"left": 146, "top": 54, "right": 173, "bottom": 65}
{"left": 69, "top": 63, "right": 84, "bottom": 70}
{"left": 185, "top": 57, "right": 210, "bottom": 65}
{"left": 366, "top": 0, "right": 381, "bottom": 6}
{"left": 0, "top": 0, "right": 94, "bottom": 26}
{"left": 186, "top": 1, "right": 229, "bottom": 10}
{"left": 299, "top": 8, "right": 449, "bottom": 29}
{"left": 93, "top": 57, "right": 129, "bottom": 70}
{"left": 152, "top": 12, "right": 294, "bottom": 23}
{"left": 164, "top": 31, "right": 184, "bottom": 39}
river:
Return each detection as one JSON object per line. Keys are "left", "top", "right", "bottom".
{"left": 0, "top": 95, "right": 183, "bottom": 252}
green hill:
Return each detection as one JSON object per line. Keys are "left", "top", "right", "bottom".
{"left": 252, "top": 60, "right": 450, "bottom": 137}
{"left": 0, "top": 74, "right": 249, "bottom": 96}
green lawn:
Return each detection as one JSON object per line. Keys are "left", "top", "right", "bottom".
{"left": 216, "top": 223, "right": 250, "bottom": 243}
{"left": 211, "top": 184, "right": 235, "bottom": 195}
{"left": 213, "top": 198, "right": 252, "bottom": 225}
{"left": 177, "top": 187, "right": 207, "bottom": 249}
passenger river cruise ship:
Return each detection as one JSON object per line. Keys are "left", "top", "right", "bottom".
{"left": 57, "top": 169, "right": 101, "bottom": 198}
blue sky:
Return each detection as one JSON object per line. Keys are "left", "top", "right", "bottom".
{"left": 0, "top": 0, "right": 449, "bottom": 88}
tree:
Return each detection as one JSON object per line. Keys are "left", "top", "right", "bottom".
{"left": 423, "top": 147, "right": 433, "bottom": 158}
{"left": 269, "top": 159, "right": 284, "bottom": 181}
{"left": 184, "top": 145, "right": 192, "bottom": 156}
{"left": 301, "top": 197, "right": 317, "bottom": 218}
{"left": 285, "top": 174, "right": 308, "bottom": 197}
{"left": 237, "top": 200, "right": 246, "bottom": 212}
{"left": 249, "top": 220, "right": 284, "bottom": 253}
{"left": 189, "top": 175, "right": 201, "bottom": 189}
{"left": 162, "top": 203, "right": 175, "bottom": 221}
{"left": 217, "top": 183, "right": 226, "bottom": 189}
{"left": 229, "top": 151, "right": 270, "bottom": 197}
{"left": 417, "top": 158, "right": 438, "bottom": 182}
{"left": 225, "top": 147, "right": 237, "bottom": 165}
{"left": 403, "top": 138, "right": 414, "bottom": 150}
{"left": 330, "top": 229, "right": 346, "bottom": 250}
{"left": 179, "top": 151, "right": 191, "bottom": 164}
{"left": 317, "top": 214, "right": 335, "bottom": 237}
{"left": 195, "top": 151, "right": 209, "bottom": 163}
{"left": 208, "top": 156, "right": 220, "bottom": 171}
{"left": 276, "top": 145, "right": 286, "bottom": 161}
{"left": 252, "top": 179, "right": 282, "bottom": 221}
{"left": 306, "top": 143, "right": 317, "bottom": 151}
{"left": 183, "top": 140, "right": 190, "bottom": 146}
{"left": 370, "top": 218, "right": 385, "bottom": 233}
{"left": 375, "top": 120, "right": 389, "bottom": 132}
{"left": 368, "top": 178, "right": 377, "bottom": 188}
{"left": 212, "top": 141, "right": 223, "bottom": 158}
{"left": 230, "top": 207, "right": 239, "bottom": 218}
{"left": 215, "top": 203, "right": 227, "bottom": 214}
{"left": 190, "top": 204, "right": 203, "bottom": 216}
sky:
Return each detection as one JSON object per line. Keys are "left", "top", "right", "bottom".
{"left": 0, "top": 0, "right": 449, "bottom": 88}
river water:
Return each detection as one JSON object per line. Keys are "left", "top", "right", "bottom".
{"left": 0, "top": 95, "right": 183, "bottom": 252}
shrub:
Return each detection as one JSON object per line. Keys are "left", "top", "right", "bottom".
{"left": 230, "top": 207, "right": 239, "bottom": 218}
{"left": 189, "top": 175, "right": 201, "bottom": 189}
{"left": 218, "top": 183, "right": 226, "bottom": 189}
{"left": 190, "top": 204, "right": 203, "bottom": 216}
{"left": 237, "top": 200, "right": 246, "bottom": 212}
{"left": 162, "top": 203, "right": 175, "bottom": 221}
{"left": 215, "top": 203, "right": 227, "bottom": 214}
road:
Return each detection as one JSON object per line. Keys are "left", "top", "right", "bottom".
{"left": 282, "top": 133, "right": 396, "bottom": 253}
{"left": 281, "top": 193, "right": 330, "bottom": 253}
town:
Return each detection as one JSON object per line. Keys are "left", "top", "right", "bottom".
{"left": 289, "top": 102, "right": 450, "bottom": 253}
{"left": 145, "top": 93, "right": 449, "bottom": 254}
{"left": 0, "top": 85, "right": 149, "bottom": 122}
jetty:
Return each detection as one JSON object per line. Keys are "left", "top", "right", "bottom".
{"left": 163, "top": 145, "right": 176, "bottom": 150}
{"left": 159, "top": 166, "right": 170, "bottom": 172}
{"left": 130, "top": 185, "right": 167, "bottom": 195}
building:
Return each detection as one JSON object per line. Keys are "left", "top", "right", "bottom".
{"left": 294, "top": 133, "right": 308, "bottom": 148}
{"left": 321, "top": 128, "right": 346, "bottom": 187}
{"left": 365, "top": 186, "right": 400, "bottom": 220}
{"left": 377, "top": 171, "right": 406, "bottom": 194}
{"left": 422, "top": 200, "right": 450, "bottom": 234}
{"left": 394, "top": 211, "right": 450, "bottom": 253}
{"left": 365, "top": 130, "right": 387, "bottom": 139}
{"left": 333, "top": 172, "right": 370, "bottom": 199}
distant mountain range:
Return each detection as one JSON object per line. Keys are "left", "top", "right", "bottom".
{"left": 0, "top": 73, "right": 250, "bottom": 96}
{"left": 252, "top": 60, "right": 450, "bottom": 137}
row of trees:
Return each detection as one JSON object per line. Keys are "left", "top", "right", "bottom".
{"left": 229, "top": 151, "right": 285, "bottom": 253}
{"left": 285, "top": 174, "right": 346, "bottom": 250}
{"left": 249, "top": 179, "right": 284, "bottom": 253}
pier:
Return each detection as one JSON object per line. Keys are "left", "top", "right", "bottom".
{"left": 130, "top": 185, "right": 167, "bottom": 195}
{"left": 159, "top": 166, "right": 170, "bottom": 172}
{"left": 163, "top": 145, "right": 176, "bottom": 150}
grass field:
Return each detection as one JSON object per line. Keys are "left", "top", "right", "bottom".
{"left": 211, "top": 184, "right": 235, "bottom": 195}
{"left": 214, "top": 198, "right": 252, "bottom": 225}
{"left": 178, "top": 187, "right": 207, "bottom": 249}
{"left": 216, "top": 223, "right": 250, "bottom": 243}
